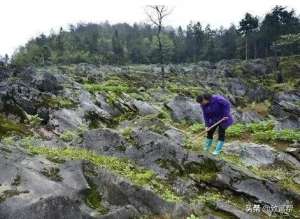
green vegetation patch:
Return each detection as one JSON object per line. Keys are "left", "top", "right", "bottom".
{"left": 227, "top": 120, "right": 300, "bottom": 143}
{"left": 227, "top": 123, "right": 249, "bottom": 138}
{"left": 59, "top": 130, "right": 78, "bottom": 142}
{"left": 0, "top": 115, "right": 29, "bottom": 138}
{"left": 250, "top": 165, "right": 300, "bottom": 195}
{"left": 84, "top": 180, "right": 108, "bottom": 214}
{"left": 84, "top": 78, "right": 137, "bottom": 95}
{"left": 185, "top": 159, "right": 219, "bottom": 182}
{"left": 253, "top": 129, "right": 300, "bottom": 143}
{"left": 188, "top": 123, "right": 205, "bottom": 134}
{"left": 191, "top": 191, "right": 246, "bottom": 219}
{"left": 121, "top": 128, "right": 137, "bottom": 146}
{"left": 279, "top": 55, "right": 300, "bottom": 79}
{"left": 40, "top": 167, "right": 63, "bottom": 182}
{"left": 27, "top": 146, "right": 181, "bottom": 202}
{"left": 40, "top": 95, "right": 76, "bottom": 109}
{"left": 167, "top": 83, "right": 203, "bottom": 97}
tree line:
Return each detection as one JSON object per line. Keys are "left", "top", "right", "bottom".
{"left": 9, "top": 5, "right": 300, "bottom": 67}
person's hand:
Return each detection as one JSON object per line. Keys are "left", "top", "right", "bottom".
{"left": 205, "top": 127, "right": 209, "bottom": 131}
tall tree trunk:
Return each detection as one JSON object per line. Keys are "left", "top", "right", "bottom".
{"left": 157, "top": 29, "right": 165, "bottom": 88}
{"left": 245, "top": 35, "right": 248, "bottom": 60}
{"left": 254, "top": 40, "right": 257, "bottom": 59}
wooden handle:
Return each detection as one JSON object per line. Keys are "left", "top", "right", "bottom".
{"left": 197, "top": 117, "right": 226, "bottom": 137}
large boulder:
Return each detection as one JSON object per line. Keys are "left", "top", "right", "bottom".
{"left": 184, "top": 152, "right": 300, "bottom": 208}
{"left": 165, "top": 95, "right": 203, "bottom": 123}
{"left": 132, "top": 100, "right": 158, "bottom": 116}
{"left": 214, "top": 164, "right": 300, "bottom": 207}
{"left": 95, "top": 94, "right": 122, "bottom": 117}
{"left": 82, "top": 128, "right": 127, "bottom": 155}
{"left": 34, "top": 72, "right": 63, "bottom": 95}
{"left": 3, "top": 196, "right": 84, "bottom": 219}
{"left": 0, "top": 82, "right": 44, "bottom": 116}
{"left": 97, "top": 205, "right": 140, "bottom": 219}
{"left": 125, "top": 129, "right": 187, "bottom": 177}
{"left": 227, "top": 79, "right": 247, "bottom": 96}
{"left": 84, "top": 165, "right": 191, "bottom": 218}
{"left": 49, "top": 109, "right": 84, "bottom": 132}
{"left": 79, "top": 91, "right": 112, "bottom": 124}
{"left": 271, "top": 91, "right": 300, "bottom": 129}
{"left": 215, "top": 201, "right": 259, "bottom": 219}
{"left": 286, "top": 143, "right": 300, "bottom": 161}
{"left": 233, "top": 111, "right": 263, "bottom": 123}
{"left": 164, "top": 129, "right": 185, "bottom": 146}
{"left": 246, "top": 86, "right": 271, "bottom": 102}
{"left": 0, "top": 145, "right": 89, "bottom": 219}
{"left": 224, "top": 141, "right": 300, "bottom": 169}
{"left": 224, "top": 142, "right": 276, "bottom": 167}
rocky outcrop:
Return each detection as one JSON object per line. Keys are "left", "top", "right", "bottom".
{"left": 166, "top": 95, "right": 203, "bottom": 123}
{"left": 0, "top": 58, "right": 299, "bottom": 218}
{"left": 84, "top": 165, "right": 191, "bottom": 218}
{"left": 224, "top": 142, "right": 276, "bottom": 167}
{"left": 132, "top": 100, "right": 158, "bottom": 116}
{"left": 3, "top": 196, "right": 84, "bottom": 219}
{"left": 82, "top": 128, "right": 126, "bottom": 155}
{"left": 49, "top": 109, "right": 84, "bottom": 132}
{"left": 213, "top": 163, "right": 300, "bottom": 206}
{"left": 34, "top": 72, "right": 63, "bottom": 95}
{"left": 271, "top": 91, "right": 300, "bottom": 129}
{"left": 224, "top": 141, "right": 300, "bottom": 168}
{"left": 215, "top": 201, "right": 259, "bottom": 219}
{"left": 0, "top": 145, "right": 89, "bottom": 219}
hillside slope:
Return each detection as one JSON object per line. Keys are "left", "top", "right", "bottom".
{"left": 0, "top": 56, "right": 299, "bottom": 218}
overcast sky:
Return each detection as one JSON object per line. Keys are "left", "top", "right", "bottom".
{"left": 1, "top": 0, "right": 299, "bottom": 56}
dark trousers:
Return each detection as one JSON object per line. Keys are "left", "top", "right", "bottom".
{"left": 207, "top": 124, "right": 226, "bottom": 141}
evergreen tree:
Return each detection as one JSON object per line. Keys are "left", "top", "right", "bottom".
{"left": 238, "top": 13, "right": 259, "bottom": 60}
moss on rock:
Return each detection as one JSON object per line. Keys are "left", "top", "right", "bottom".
{"left": 0, "top": 115, "right": 29, "bottom": 138}
{"left": 27, "top": 146, "right": 181, "bottom": 202}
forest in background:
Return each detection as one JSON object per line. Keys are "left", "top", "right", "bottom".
{"left": 4, "top": 5, "right": 300, "bottom": 67}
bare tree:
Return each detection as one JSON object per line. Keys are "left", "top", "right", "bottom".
{"left": 145, "top": 5, "right": 172, "bottom": 88}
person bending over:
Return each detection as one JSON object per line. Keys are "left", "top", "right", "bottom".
{"left": 196, "top": 93, "right": 234, "bottom": 155}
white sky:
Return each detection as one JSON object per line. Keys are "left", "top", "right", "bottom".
{"left": 1, "top": 0, "right": 299, "bottom": 56}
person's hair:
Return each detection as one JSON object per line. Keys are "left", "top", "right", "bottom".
{"left": 196, "top": 93, "right": 212, "bottom": 103}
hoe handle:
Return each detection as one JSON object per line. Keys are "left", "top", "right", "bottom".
{"left": 198, "top": 117, "right": 227, "bottom": 137}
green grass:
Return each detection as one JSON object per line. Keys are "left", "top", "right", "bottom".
{"left": 84, "top": 180, "right": 108, "bottom": 214}
{"left": 280, "top": 55, "right": 300, "bottom": 80}
{"left": 84, "top": 79, "right": 137, "bottom": 95}
{"left": 188, "top": 123, "right": 205, "bottom": 134}
{"left": 27, "top": 146, "right": 181, "bottom": 202}
{"left": 226, "top": 121, "right": 300, "bottom": 143}
{"left": 84, "top": 83, "right": 130, "bottom": 94}
{"left": 227, "top": 123, "right": 249, "bottom": 138}
{"left": 0, "top": 115, "right": 29, "bottom": 138}
{"left": 41, "top": 96, "right": 76, "bottom": 109}
{"left": 166, "top": 83, "right": 203, "bottom": 97}
{"left": 59, "top": 130, "right": 78, "bottom": 142}
{"left": 250, "top": 165, "right": 300, "bottom": 195}
{"left": 253, "top": 129, "right": 300, "bottom": 142}
{"left": 187, "top": 214, "right": 200, "bottom": 219}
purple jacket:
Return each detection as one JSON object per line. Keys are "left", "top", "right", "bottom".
{"left": 201, "top": 95, "right": 234, "bottom": 129}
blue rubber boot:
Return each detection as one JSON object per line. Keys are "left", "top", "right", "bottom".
{"left": 212, "top": 141, "right": 224, "bottom": 155}
{"left": 204, "top": 138, "right": 213, "bottom": 151}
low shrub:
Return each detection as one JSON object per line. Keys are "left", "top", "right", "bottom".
{"left": 189, "top": 123, "right": 205, "bottom": 133}
{"left": 227, "top": 124, "right": 248, "bottom": 138}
